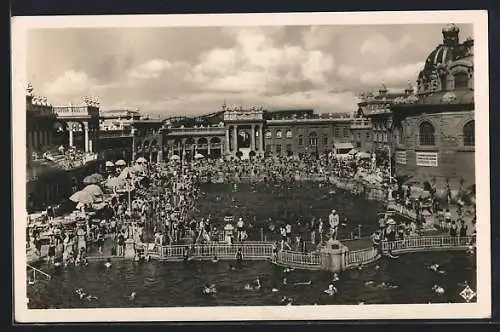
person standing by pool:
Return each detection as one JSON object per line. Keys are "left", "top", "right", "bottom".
{"left": 329, "top": 210, "right": 340, "bottom": 240}
{"left": 236, "top": 217, "right": 245, "bottom": 242}
{"left": 235, "top": 248, "right": 243, "bottom": 265}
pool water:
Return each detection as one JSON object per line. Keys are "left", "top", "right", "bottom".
{"left": 27, "top": 251, "right": 476, "bottom": 308}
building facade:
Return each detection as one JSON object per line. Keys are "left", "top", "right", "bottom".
{"left": 391, "top": 23, "right": 475, "bottom": 190}
{"left": 159, "top": 105, "right": 353, "bottom": 161}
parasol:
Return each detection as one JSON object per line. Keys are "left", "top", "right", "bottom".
{"left": 82, "top": 175, "right": 99, "bottom": 184}
{"left": 105, "top": 161, "right": 115, "bottom": 167}
{"left": 194, "top": 153, "right": 204, "bottom": 159}
{"left": 170, "top": 155, "right": 180, "bottom": 161}
{"left": 82, "top": 184, "right": 104, "bottom": 197}
{"left": 89, "top": 173, "right": 104, "bottom": 183}
{"left": 115, "top": 159, "right": 127, "bottom": 166}
{"left": 69, "top": 190, "right": 95, "bottom": 204}
{"left": 357, "top": 151, "right": 371, "bottom": 159}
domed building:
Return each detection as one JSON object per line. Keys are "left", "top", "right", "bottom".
{"left": 391, "top": 24, "right": 475, "bottom": 192}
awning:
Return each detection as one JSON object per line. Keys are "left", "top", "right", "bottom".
{"left": 334, "top": 143, "right": 354, "bottom": 149}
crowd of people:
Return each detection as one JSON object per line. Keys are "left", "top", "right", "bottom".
{"left": 27, "top": 149, "right": 476, "bottom": 266}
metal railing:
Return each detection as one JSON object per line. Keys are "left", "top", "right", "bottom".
{"left": 27, "top": 264, "right": 52, "bottom": 285}
{"left": 167, "top": 127, "right": 225, "bottom": 135}
{"left": 150, "top": 242, "right": 274, "bottom": 260}
{"left": 345, "top": 247, "right": 379, "bottom": 267}
{"left": 381, "top": 236, "right": 475, "bottom": 254}
{"left": 274, "top": 250, "right": 322, "bottom": 269}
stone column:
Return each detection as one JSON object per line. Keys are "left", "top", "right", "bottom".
{"left": 88, "top": 139, "right": 93, "bottom": 152}
{"left": 225, "top": 128, "right": 231, "bottom": 153}
{"left": 68, "top": 124, "right": 74, "bottom": 148}
{"left": 207, "top": 139, "right": 211, "bottom": 156}
{"left": 251, "top": 124, "right": 256, "bottom": 151}
{"left": 124, "top": 238, "right": 136, "bottom": 258}
{"left": 233, "top": 125, "right": 238, "bottom": 153}
{"left": 259, "top": 126, "right": 264, "bottom": 151}
{"left": 84, "top": 124, "right": 89, "bottom": 152}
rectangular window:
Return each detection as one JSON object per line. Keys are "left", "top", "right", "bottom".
{"left": 395, "top": 150, "right": 407, "bottom": 165}
{"left": 276, "top": 144, "right": 282, "bottom": 154}
{"left": 416, "top": 151, "right": 438, "bottom": 167}
{"left": 366, "top": 132, "right": 370, "bottom": 140}
{"left": 265, "top": 145, "right": 272, "bottom": 152}
{"left": 343, "top": 128, "right": 350, "bottom": 137}
{"left": 323, "top": 135, "right": 328, "bottom": 145}
{"left": 334, "top": 128, "right": 341, "bottom": 137}
{"left": 286, "top": 144, "right": 292, "bottom": 152}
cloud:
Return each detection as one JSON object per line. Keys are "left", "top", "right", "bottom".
{"left": 188, "top": 27, "right": 335, "bottom": 95}
{"left": 44, "top": 70, "right": 102, "bottom": 96}
{"left": 360, "top": 61, "right": 425, "bottom": 86}
{"left": 360, "top": 33, "right": 417, "bottom": 64}
{"left": 301, "top": 26, "right": 340, "bottom": 50}
{"left": 127, "top": 59, "right": 173, "bottom": 79}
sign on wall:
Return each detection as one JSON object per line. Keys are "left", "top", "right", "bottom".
{"left": 395, "top": 150, "right": 407, "bottom": 165}
{"left": 416, "top": 151, "right": 438, "bottom": 167}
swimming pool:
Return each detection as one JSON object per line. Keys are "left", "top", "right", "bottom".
{"left": 27, "top": 250, "right": 476, "bottom": 308}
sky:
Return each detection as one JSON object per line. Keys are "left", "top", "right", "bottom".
{"left": 26, "top": 23, "right": 473, "bottom": 117}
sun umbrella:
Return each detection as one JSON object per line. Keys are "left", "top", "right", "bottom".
{"left": 89, "top": 173, "right": 104, "bottom": 183}
{"left": 82, "top": 184, "right": 104, "bottom": 197}
{"left": 136, "top": 157, "right": 147, "bottom": 163}
{"left": 69, "top": 190, "right": 95, "bottom": 204}
{"left": 194, "top": 153, "right": 204, "bottom": 159}
{"left": 170, "top": 155, "right": 180, "bottom": 161}
{"left": 82, "top": 175, "right": 99, "bottom": 185}
{"left": 115, "top": 159, "right": 126, "bottom": 166}
{"left": 105, "top": 161, "right": 115, "bottom": 167}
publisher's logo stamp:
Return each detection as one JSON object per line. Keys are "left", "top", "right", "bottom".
{"left": 459, "top": 285, "right": 476, "bottom": 302}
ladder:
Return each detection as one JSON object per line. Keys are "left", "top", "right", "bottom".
{"left": 27, "top": 264, "right": 52, "bottom": 285}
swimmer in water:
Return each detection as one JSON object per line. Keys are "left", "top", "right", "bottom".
{"left": 129, "top": 292, "right": 137, "bottom": 300}
{"left": 376, "top": 282, "right": 399, "bottom": 289}
{"left": 428, "top": 263, "right": 446, "bottom": 275}
{"left": 272, "top": 288, "right": 279, "bottom": 292}
{"left": 282, "top": 277, "right": 288, "bottom": 285}
{"left": 332, "top": 273, "right": 339, "bottom": 282}
{"left": 104, "top": 258, "right": 112, "bottom": 269}
{"left": 229, "top": 264, "right": 236, "bottom": 271}
{"left": 211, "top": 255, "right": 219, "bottom": 263}
{"left": 364, "top": 281, "right": 375, "bottom": 286}
{"left": 358, "top": 263, "right": 364, "bottom": 271}
{"left": 324, "top": 284, "right": 337, "bottom": 295}
{"left": 432, "top": 285, "right": 445, "bottom": 294}
{"left": 283, "top": 268, "right": 295, "bottom": 273}
{"left": 293, "top": 280, "right": 312, "bottom": 286}
{"left": 54, "top": 261, "right": 62, "bottom": 268}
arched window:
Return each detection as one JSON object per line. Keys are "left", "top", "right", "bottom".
{"left": 440, "top": 75, "right": 447, "bottom": 91}
{"left": 309, "top": 132, "right": 317, "bottom": 146}
{"left": 454, "top": 72, "right": 469, "bottom": 89}
{"left": 323, "top": 134, "right": 328, "bottom": 145}
{"left": 265, "top": 131, "right": 272, "bottom": 139}
{"left": 419, "top": 121, "right": 435, "bottom": 146}
{"left": 298, "top": 135, "right": 303, "bottom": 146}
{"left": 276, "top": 130, "right": 282, "bottom": 139}
{"left": 463, "top": 120, "right": 475, "bottom": 146}
{"left": 395, "top": 126, "right": 404, "bottom": 145}
{"left": 286, "top": 130, "right": 292, "bottom": 138}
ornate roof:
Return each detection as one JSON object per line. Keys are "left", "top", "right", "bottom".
{"left": 417, "top": 24, "right": 474, "bottom": 95}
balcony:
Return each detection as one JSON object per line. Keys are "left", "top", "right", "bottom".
{"left": 99, "top": 130, "right": 134, "bottom": 138}
{"left": 350, "top": 119, "right": 372, "bottom": 129}
{"left": 166, "top": 127, "right": 226, "bottom": 136}
{"left": 53, "top": 106, "right": 91, "bottom": 118}
{"left": 267, "top": 118, "right": 352, "bottom": 125}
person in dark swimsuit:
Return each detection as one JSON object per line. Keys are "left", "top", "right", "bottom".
{"left": 235, "top": 248, "right": 243, "bottom": 266}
